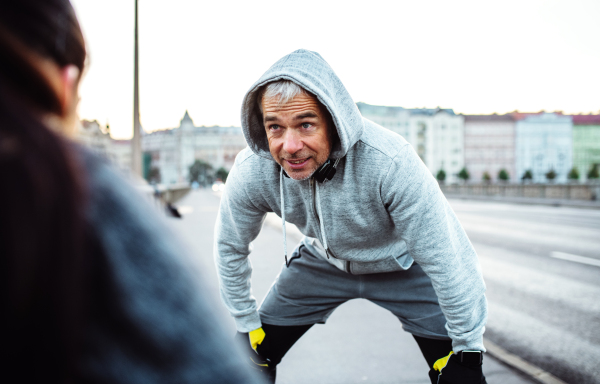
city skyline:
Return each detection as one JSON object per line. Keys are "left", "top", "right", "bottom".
{"left": 71, "top": 0, "right": 600, "bottom": 139}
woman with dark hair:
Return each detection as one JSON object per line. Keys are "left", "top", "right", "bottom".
{"left": 0, "top": 1, "right": 262, "bottom": 382}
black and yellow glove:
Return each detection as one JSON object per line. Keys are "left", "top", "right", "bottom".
{"left": 249, "top": 327, "right": 266, "bottom": 352}
{"left": 234, "top": 327, "right": 276, "bottom": 383}
{"left": 429, "top": 351, "right": 487, "bottom": 384}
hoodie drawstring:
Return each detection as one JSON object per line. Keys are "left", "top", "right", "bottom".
{"left": 280, "top": 159, "right": 339, "bottom": 264}
{"left": 280, "top": 167, "right": 288, "bottom": 266}
{"left": 314, "top": 181, "right": 329, "bottom": 253}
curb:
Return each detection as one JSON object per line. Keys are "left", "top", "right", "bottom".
{"left": 484, "top": 338, "right": 567, "bottom": 384}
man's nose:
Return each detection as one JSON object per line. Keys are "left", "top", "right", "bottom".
{"left": 282, "top": 130, "right": 304, "bottom": 155}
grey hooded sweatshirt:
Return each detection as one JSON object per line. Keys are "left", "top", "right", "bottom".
{"left": 214, "top": 49, "right": 487, "bottom": 352}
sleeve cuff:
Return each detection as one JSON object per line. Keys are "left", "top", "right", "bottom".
{"left": 452, "top": 337, "right": 486, "bottom": 353}
{"left": 234, "top": 310, "right": 262, "bottom": 333}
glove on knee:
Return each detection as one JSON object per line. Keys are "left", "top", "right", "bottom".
{"left": 429, "top": 351, "right": 487, "bottom": 384}
{"left": 234, "top": 331, "right": 276, "bottom": 384}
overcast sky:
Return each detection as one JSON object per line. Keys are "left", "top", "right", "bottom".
{"left": 71, "top": 0, "right": 600, "bottom": 139}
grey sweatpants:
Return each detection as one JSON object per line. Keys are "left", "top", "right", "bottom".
{"left": 258, "top": 243, "right": 450, "bottom": 341}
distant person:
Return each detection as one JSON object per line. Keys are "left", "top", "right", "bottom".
{"left": 0, "top": 1, "right": 262, "bottom": 383}
{"left": 215, "top": 49, "right": 488, "bottom": 384}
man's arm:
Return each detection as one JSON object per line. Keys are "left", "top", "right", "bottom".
{"left": 214, "top": 159, "right": 267, "bottom": 333}
{"left": 382, "top": 144, "right": 488, "bottom": 352}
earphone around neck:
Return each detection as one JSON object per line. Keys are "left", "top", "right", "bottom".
{"left": 313, "top": 158, "right": 341, "bottom": 183}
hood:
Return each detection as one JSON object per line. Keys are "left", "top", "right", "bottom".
{"left": 241, "top": 49, "right": 364, "bottom": 160}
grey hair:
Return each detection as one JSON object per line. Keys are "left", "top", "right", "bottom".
{"left": 257, "top": 80, "right": 308, "bottom": 114}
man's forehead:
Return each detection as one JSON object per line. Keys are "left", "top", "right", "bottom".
{"left": 262, "top": 92, "right": 323, "bottom": 117}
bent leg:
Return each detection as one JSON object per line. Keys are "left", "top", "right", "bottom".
{"left": 413, "top": 335, "right": 487, "bottom": 384}
{"left": 235, "top": 323, "right": 313, "bottom": 384}
{"left": 258, "top": 323, "right": 314, "bottom": 366}
{"left": 364, "top": 263, "right": 449, "bottom": 340}
{"left": 413, "top": 334, "right": 453, "bottom": 368}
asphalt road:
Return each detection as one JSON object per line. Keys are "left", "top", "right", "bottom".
{"left": 449, "top": 199, "right": 600, "bottom": 384}
{"left": 168, "top": 189, "right": 541, "bottom": 384}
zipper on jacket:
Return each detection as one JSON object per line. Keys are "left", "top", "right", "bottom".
{"left": 311, "top": 177, "right": 340, "bottom": 260}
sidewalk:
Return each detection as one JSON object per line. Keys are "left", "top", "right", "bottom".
{"left": 171, "top": 189, "right": 543, "bottom": 383}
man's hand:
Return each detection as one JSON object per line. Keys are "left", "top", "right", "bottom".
{"left": 249, "top": 327, "right": 266, "bottom": 351}
{"left": 234, "top": 329, "right": 276, "bottom": 383}
{"left": 429, "top": 351, "right": 487, "bottom": 384}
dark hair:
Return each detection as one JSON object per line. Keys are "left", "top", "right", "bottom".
{"left": 0, "top": 0, "right": 88, "bottom": 380}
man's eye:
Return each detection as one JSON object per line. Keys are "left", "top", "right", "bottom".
{"left": 301, "top": 123, "right": 312, "bottom": 129}
{"left": 270, "top": 125, "right": 280, "bottom": 131}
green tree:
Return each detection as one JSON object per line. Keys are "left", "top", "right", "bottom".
{"left": 482, "top": 171, "right": 491, "bottom": 183}
{"left": 436, "top": 169, "right": 446, "bottom": 183}
{"left": 457, "top": 167, "right": 470, "bottom": 182}
{"left": 567, "top": 167, "right": 579, "bottom": 181}
{"left": 587, "top": 164, "right": 599, "bottom": 180}
{"left": 215, "top": 167, "right": 229, "bottom": 183}
{"left": 521, "top": 170, "right": 533, "bottom": 182}
{"left": 498, "top": 169, "right": 509, "bottom": 182}
{"left": 188, "top": 159, "right": 213, "bottom": 186}
{"left": 545, "top": 169, "right": 557, "bottom": 182}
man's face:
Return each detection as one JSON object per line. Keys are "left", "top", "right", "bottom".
{"left": 262, "top": 92, "right": 332, "bottom": 181}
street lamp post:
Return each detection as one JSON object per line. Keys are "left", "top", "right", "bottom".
{"left": 132, "top": 0, "right": 142, "bottom": 177}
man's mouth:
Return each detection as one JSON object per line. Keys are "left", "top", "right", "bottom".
{"left": 285, "top": 158, "right": 310, "bottom": 169}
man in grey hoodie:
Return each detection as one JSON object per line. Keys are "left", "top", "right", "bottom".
{"left": 215, "top": 49, "right": 487, "bottom": 384}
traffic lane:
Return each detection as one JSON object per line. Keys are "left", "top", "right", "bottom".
{"left": 440, "top": 200, "right": 600, "bottom": 383}
{"left": 477, "top": 239, "right": 600, "bottom": 383}
{"left": 448, "top": 199, "right": 600, "bottom": 383}
{"left": 448, "top": 199, "right": 600, "bottom": 287}
{"left": 478, "top": 240, "right": 600, "bottom": 338}
{"left": 447, "top": 199, "right": 600, "bottom": 230}
{"left": 449, "top": 205, "right": 600, "bottom": 260}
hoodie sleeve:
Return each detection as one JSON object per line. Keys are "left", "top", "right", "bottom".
{"left": 381, "top": 144, "right": 488, "bottom": 352}
{"left": 214, "top": 157, "right": 267, "bottom": 333}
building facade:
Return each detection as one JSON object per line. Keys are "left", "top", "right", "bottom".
{"left": 141, "top": 111, "right": 247, "bottom": 184}
{"left": 76, "top": 120, "right": 112, "bottom": 157}
{"left": 75, "top": 120, "right": 133, "bottom": 172}
{"left": 464, "top": 114, "right": 516, "bottom": 182}
{"left": 515, "top": 113, "right": 573, "bottom": 183}
{"left": 572, "top": 115, "right": 600, "bottom": 181}
{"left": 356, "top": 102, "right": 465, "bottom": 183}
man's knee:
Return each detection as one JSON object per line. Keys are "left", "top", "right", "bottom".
{"left": 258, "top": 323, "right": 314, "bottom": 366}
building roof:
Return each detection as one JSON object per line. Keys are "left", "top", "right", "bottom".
{"left": 356, "top": 102, "right": 455, "bottom": 116}
{"left": 464, "top": 114, "right": 514, "bottom": 122}
{"left": 409, "top": 107, "right": 455, "bottom": 116}
{"left": 181, "top": 110, "right": 194, "bottom": 125}
{"left": 509, "top": 111, "right": 568, "bottom": 121}
{"left": 571, "top": 114, "right": 600, "bottom": 125}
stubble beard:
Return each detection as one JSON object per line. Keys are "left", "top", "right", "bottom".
{"left": 282, "top": 154, "right": 327, "bottom": 181}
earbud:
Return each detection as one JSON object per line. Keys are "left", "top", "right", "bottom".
{"left": 314, "top": 159, "right": 339, "bottom": 183}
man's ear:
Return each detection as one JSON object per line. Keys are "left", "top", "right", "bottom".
{"left": 58, "top": 65, "right": 80, "bottom": 117}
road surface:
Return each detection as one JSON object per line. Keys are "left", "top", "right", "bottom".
{"left": 450, "top": 199, "right": 600, "bottom": 384}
